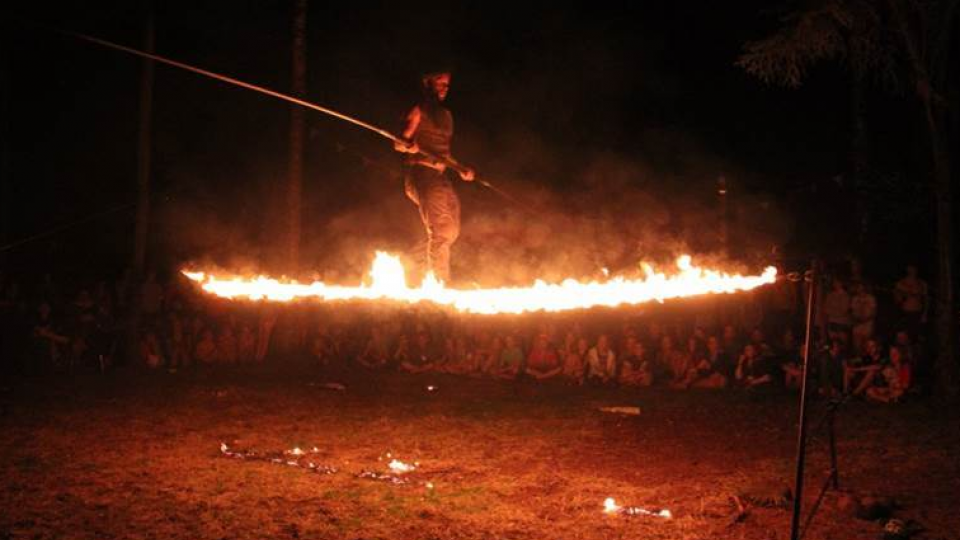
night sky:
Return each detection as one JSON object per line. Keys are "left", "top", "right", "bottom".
{"left": 1, "top": 1, "right": 936, "bottom": 283}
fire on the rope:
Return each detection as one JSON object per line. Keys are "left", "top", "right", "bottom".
{"left": 183, "top": 252, "right": 776, "bottom": 315}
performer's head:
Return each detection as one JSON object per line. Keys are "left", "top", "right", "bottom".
{"left": 421, "top": 70, "right": 451, "bottom": 102}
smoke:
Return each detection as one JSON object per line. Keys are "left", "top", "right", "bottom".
{"left": 143, "top": 7, "right": 792, "bottom": 284}
{"left": 153, "top": 122, "right": 792, "bottom": 286}
{"left": 440, "top": 127, "right": 791, "bottom": 286}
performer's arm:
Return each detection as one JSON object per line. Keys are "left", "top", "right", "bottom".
{"left": 446, "top": 156, "right": 475, "bottom": 181}
{"left": 393, "top": 106, "right": 421, "bottom": 153}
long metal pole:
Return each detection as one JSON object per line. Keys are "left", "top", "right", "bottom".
{"left": 46, "top": 25, "right": 401, "bottom": 144}
{"left": 16, "top": 20, "right": 532, "bottom": 210}
{"left": 790, "top": 263, "right": 818, "bottom": 540}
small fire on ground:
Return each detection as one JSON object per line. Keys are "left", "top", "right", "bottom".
{"left": 604, "top": 497, "right": 672, "bottom": 519}
{"left": 183, "top": 252, "right": 776, "bottom": 315}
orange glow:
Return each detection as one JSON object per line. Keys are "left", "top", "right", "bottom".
{"left": 182, "top": 251, "right": 776, "bottom": 314}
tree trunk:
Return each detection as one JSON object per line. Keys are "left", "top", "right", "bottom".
{"left": 287, "top": 0, "right": 307, "bottom": 270}
{"left": 889, "top": 0, "right": 957, "bottom": 395}
{"left": 924, "top": 104, "right": 957, "bottom": 396}
{"left": 849, "top": 61, "right": 870, "bottom": 246}
{"left": 127, "top": 3, "right": 155, "bottom": 367}
{"left": 0, "top": 32, "right": 9, "bottom": 264}
{"left": 133, "top": 6, "right": 155, "bottom": 277}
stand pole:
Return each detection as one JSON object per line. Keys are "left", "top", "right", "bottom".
{"left": 828, "top": 409, "right": 839, "bottom": 489}
{"left": 790, "top": 262, "right": 818, "bottom": 540}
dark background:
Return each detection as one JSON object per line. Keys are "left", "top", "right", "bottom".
{"left": 0, "top": 1, "right": 943, "bottom": 286}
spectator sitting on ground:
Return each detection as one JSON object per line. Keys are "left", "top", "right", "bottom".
{"left": 476, "top": 334, "right": 503, "bottom": 376}
{"left": 561, "top": 336, "right": 587, "bottom": 384}
{"left": 491, "top": 334, "right": 524, "bottom": 380}
{"left": 310, "top": 324, "right": 335, "bottom": 367}
{"left": 446, "top": 335, "right": 480, "bottom": 376}
{"left": 618, "top": 341, "right": 653, "bottom": 387}
{"left": 686, "top": 336, "right": 728, "bottom": 389}
{"left": 893, "top": 330, "right": 919, "bottom": 366}
{"left": 525, "top": 333, "right": 562, "bottom": 380}
{"left": 467, "top": 332, "right": 492, "bottom": 375}
{"left": 721, "top": 324, "right": 743, "bottom": 359}
{"left": 817, "top": 339, "right": 846, "bottom": 397}
{"left": 139, "top": 328, "right": 164, "bottom": 369}
{"left": 893, "top": 264, "right": 928, "bottom": 339}
{"left": 656, "top": 335, "right": 690, "bottom": 389}
{"left": 775, "top": 328, "right": 799, "bottom": 361}
{"left": 557, "top": 331, "right": 576, "bottom": 365}
{"left": 866, "top": 346, "right": 911, "bottom": 403}
{"left": 781, "top": 343, "right": 807, "bottom": 391}
{"left": 392, "top": 333, "right": 410, "bottom": 367}
{"left": 31, "top": 301, "right": 69, "bottom": 369}
{"left": 433, "top": 335, "right": 468, "bottom": 374}
{"left": 667, "top": 336, "right": 699, "bottom": 389}
{"left": 215, "top": 324, "right": 239, "bottom": 364}
{"left": 164, "top": 312, "right": 187, "bottom": 370}
{"left": 401, "top": 330, "right": 444, "bottom": 374}
{"left": 238, "top": 323, "right": 257, "bottom": 363}
{"left": 843, "top": 337, "right": 886, "bottom": 396}
{"left": 585, "top": 334, "right": 617, "bottom": 384}
{"left": 748, "top": 327, "right": 774, "bottom": 358}
{"left": 255, "top": 309, "right": 277, "bottom": 362}
{"left": 735, "top": 343, "right": 774, "bottom": 390}
{"left": 193, "top": 328, "right": 217, "bottom": 365}
{"left": 706, "top": 334, "right": 734, "bottom": 379}
{"left": 357, "top": 326, "right": 390, "bottom": 369}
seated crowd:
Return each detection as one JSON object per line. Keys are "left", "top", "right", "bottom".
{"left": 0, "top": 261, "right": 933, "bottom": 403}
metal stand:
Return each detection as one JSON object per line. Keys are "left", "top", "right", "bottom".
{"left": 790, "top": 263, "right": 844, "bottom": 540}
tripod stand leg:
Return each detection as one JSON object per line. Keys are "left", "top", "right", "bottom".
{"left": 828, "top": 412, "right": 839, "bottom": 489}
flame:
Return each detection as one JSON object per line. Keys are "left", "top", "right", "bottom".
{"left": 182, "top": 270, "right": 206, "bottom": 282}
{"left": 388, "top": 459, "right": 417, "bottom": 473}
{"left": 182, "top": 251, "right": 776, "bottom": 315}
{"left": 604, "top": 497, "right": 672, "bottom": 519}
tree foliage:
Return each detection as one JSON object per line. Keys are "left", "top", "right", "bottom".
{"left": 737, "top": 0, "right": 905, "bottom": 89}
{"left": 739, "top": 0, "right": 960, "bottom": 395}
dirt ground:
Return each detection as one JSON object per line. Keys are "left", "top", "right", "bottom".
{"left": 1, "top": 367, "right": 957, "bottom": 540}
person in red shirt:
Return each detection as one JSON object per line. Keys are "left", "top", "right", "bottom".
{"left": 525, "top": 333, "right": 562, "bottom": 380}
{"left": 866, "top": 346, "right": 912, "bottom": 403}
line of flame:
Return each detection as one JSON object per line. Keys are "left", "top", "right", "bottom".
{"left": 182, "top": 252, "right": 776, "bottom": 315}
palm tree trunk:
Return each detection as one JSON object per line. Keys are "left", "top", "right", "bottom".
{"left": 133, "top": 5, "right": 155, "bottom": 277}
{"left": 0, "top": 33, "right": 10, "bottom": 264}
{"left": 924, "top": 105, "right": 957, "bottom": 396}
{"left": 849, "top": 61, "right": 869, "bottom": 246}
{"left": 287, "top": 0, "right": 307, "bottom": 270}
{"left": 889, "top": 0, "right": 957, "bottom": 395}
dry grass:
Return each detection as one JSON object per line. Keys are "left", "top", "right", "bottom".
{"left": 1, "top": 367, "right": 957, "bottom": 540}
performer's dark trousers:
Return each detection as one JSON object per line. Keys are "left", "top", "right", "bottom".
{"left": 405, "top": 165, "right": 460, "bottom": 283}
